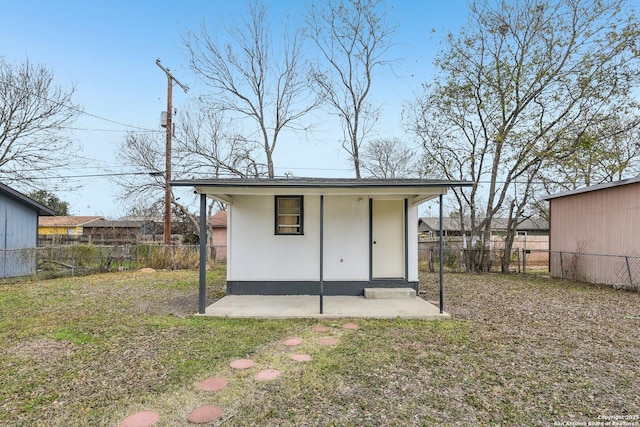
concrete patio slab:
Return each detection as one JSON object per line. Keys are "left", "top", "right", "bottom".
{"left": 200, "top": 295, "right": 449, "bottom": 319}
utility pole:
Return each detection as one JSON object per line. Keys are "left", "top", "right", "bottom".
{"left": 156, "top": 59, "right": 189, "bottom": 245}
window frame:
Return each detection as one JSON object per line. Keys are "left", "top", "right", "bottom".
{"left": 274, "top": 195, "right": 304, "bottom": 235}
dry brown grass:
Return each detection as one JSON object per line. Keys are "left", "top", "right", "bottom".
{"left": 1, "top": 269, "right": 639, "bottom": 426}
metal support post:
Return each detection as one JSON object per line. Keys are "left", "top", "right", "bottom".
{"left": 198, "top": 194, "right": 207, "bottom": 314}
{"left": 319, "top": 195, "right": 324, "bottom": 314}
{"left": 625, "top": 256, "right": 633, "bottom": 289}
{"left": 439, "top": 194, "right": 444, "bottom": 314}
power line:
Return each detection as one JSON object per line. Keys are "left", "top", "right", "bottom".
{"left": 60, "top": 126, "right": 162, "bottom": 134}
{"left": 0, "top": 78, "right": 158, "bottom": 132}
{"left": 15, "top": 171, "right": 161, "bottom": 180}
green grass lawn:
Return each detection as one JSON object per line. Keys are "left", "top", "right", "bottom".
{"left": 1, "top": 268, "right": 639, "bottom": 426}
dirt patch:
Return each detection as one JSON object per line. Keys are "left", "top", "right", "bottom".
{"left": 132, "top": 292, "right": 201, "bottom": 317}
{"left": 9, "top": 338, "right": 74, "bottom": 360}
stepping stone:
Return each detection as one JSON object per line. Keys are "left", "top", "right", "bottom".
{"left": 198, "top": 377, "right": 228, "bottom": 392}
{"left": 187, "top": 405, "right": 223, "bottom": 424}
{"left": 284, "top": 338, "right": 303, "bottom": 346}
{"left": 318, "top": 337, "right": 338, "bottom": 346}
{"left": 291, "top": 354, "right": 312, "bottom": 362}
{"left": 230, "top": 359, "right": 254, "bottom": 369}
{"left": 342, "top": 323, "right": 359, "bottom": 330}
{"left": 255, "top": 369, "right": 281, "bottom": 381}
{"left": 312, "top": 325, "right": 330, "bottom": 332}
{"left": 120, "top": 411, "right": 160, "bottom": 427}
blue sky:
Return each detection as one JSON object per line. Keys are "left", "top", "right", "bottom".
{"left": 1, "top": 0, "right": 468, "bottom": 217}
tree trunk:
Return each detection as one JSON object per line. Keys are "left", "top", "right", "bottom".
{"left": 501, "top": 201, "right": 517, "bottom": 273}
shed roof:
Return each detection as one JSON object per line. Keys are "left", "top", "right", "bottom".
{"left": 39, "top": 216, "right": 105, "bottom": 227}
{"left": 543, "top": 176, "right": 640, "bottom": 201}
{"left": 172, "top": 177, "right": 473, "bottom": 205}
{"left": 0, "top": 183, "right": 56, "bottom": 216}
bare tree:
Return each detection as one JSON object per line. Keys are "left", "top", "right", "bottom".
{"left": 0, "top": 58, "right": 80, "bottom": 187}
{"left": 306, "top": 0, "right": 395, "bottom": 178}
{"left": 360, "top": 137, "right": 418, "bottom": 178}
{"left": 113, "top": 132, "right": 203, "bottom": 236}
{"left": 115, "top": 103, "right": 252, "bottom": 242}
{"left": 406, "top": 0, "right": 640, "bottom": 272}
{"left": 175, "top": 103, "right": 266, "bottom": 179}
{"left": 184, "top": 0, "right": 318, "bottom": 178}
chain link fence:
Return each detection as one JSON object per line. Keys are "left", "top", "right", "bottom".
{"left": 5, "top": 243, "right": 638, "bottom": 292}
{"left": 0, "top": 248, "right": 37, "bottom": 278}
{"left": 524, "top": 249, "right": 640, "bottom": 292}
{"left": 419, "top": 246, "right": 639, "bottom": 292}
{"left": 1, "top": 244, "right": 227, "bottom": 280}
{"left": 418, "top": 246, "right": 521, "bottom": 273}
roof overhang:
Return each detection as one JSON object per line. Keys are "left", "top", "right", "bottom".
{"left": 171, "top": 178, "right": 473, "bottom": 205}
{"left": 0, "top": 182, "right": 56, "bottom": 216}
{"left": 543, "top": 175, "right": 640, "bottom": 201}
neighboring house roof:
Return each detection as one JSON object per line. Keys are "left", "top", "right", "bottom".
{"left": 419, "top": 217, "right": 549, "bottom": 233}
{"left": 543, "top": 175, "right": 640, "bottom": 200}
{"left": 0, "top": 183, "right": 56, "bottom": 216}
{"left": 118, "top": 215, "right": 163, "bottom": 222}
{"left": 419, "top": 217, "right": 471, "bottom": 233}
{"left": 39, "top": 216, "right": 105, "bottom": 227}
{"left": 84, "top": 219, "right": 147, "bottom": 228}
{"left": 172, "top": 177, "right": 474, "bottom": 205}
{"left": 210, "top": 210, "right": 227, "bottom": 228}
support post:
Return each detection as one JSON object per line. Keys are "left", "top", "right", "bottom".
{"left": 319, "top": 195, "right": 324, "bottom": 314}
{"left": 163, "top": 73, "right": 173, "bottom": 245}
{"left": 625, "top": 256, "right": 633, "bottom": 289}
{"left": 198, "top": 194, "right": 207, "bottom": 314}
{"left": 156, "top": 59, "right": 189, "bottom": 245}
{"left": 439, "top": 194, "right": 444, "bottom": 314}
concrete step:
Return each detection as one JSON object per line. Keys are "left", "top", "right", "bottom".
{"left": 364, "top": 287, "right": 416, "bottom": 299}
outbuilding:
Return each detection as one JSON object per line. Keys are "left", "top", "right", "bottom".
{"left": 172, "top": 178, "right": 472, "bottom": 314}
{"left": 0, "top": 183, "right": 55, "bottom": 278}
{"left": 544, "top": 176, "right": 640, "bottom": 287}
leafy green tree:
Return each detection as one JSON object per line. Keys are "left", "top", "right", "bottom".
{"left": 406, "top": 0, "right": 640, "bottom": 272}
{"left": 28, "top": 189, "right": 70, "bottom": 215}
{"left": 544, "top": 118, "right": 640, "bottom": 191}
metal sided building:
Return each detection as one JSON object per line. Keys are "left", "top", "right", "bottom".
{"left": 0, "top": 183, "right": 55, "bottom": 278}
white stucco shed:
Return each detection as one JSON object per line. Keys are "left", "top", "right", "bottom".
{"left": 171, "top": 178, "right": 472, "bottom": 314}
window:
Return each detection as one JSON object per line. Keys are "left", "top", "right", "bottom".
{"left": 275, "top": 196, "right": 303, "bottom": 235}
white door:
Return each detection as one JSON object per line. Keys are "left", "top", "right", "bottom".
{"left": 372, "top": 199, "right": 405, "bottom": 279}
